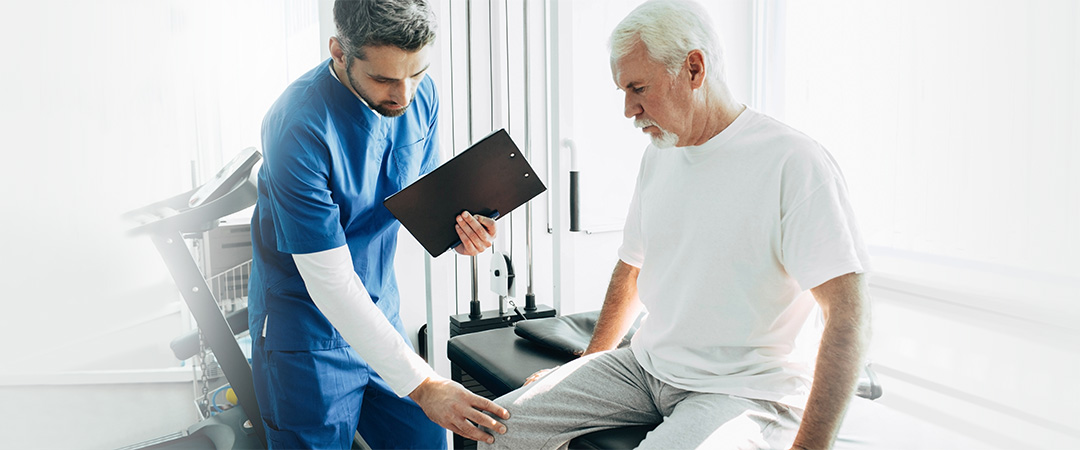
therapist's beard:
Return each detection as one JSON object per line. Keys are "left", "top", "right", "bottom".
{"left": 634, "top": 118, "right": 679, "bottom": 148}
{"left": 345, "top": 61, "right": 413, "bottom": 118}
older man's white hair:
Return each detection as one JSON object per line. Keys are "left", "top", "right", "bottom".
{"left": 608, "top": 0, "right": 726, "bottom": 87}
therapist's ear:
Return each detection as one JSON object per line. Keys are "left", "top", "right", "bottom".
{"left": 329, "top": 37, "right": 347, "bottom": 66}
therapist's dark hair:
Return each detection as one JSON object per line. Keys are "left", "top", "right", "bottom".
{"left": 334, "top": 0, "right": 436, "bottom": 61}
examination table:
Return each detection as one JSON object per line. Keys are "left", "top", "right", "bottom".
{"left": 446, "top": 312, "right": 991, "bottom": 449}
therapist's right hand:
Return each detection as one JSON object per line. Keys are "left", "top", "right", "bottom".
{"left": 409, "top": 376, "right": 510, "bottom": 444}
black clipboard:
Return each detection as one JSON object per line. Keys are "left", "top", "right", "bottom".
{"left": 384, "top": 129, "right": 547, "bottom": 257}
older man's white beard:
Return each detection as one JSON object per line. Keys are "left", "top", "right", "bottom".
{"left": 634, "top": 119, "right": 679, "bottom": 148}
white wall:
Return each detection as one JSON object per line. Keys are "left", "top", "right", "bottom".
{"left": 0, "top": 377, "right": 199, "bottom": 449}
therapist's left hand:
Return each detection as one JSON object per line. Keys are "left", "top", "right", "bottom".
{"left": 453, "top": 211, "right": 496, "bottom": 255}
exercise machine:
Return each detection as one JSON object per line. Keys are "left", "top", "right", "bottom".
{"left": 121, "top": 148, "right": 264, "bottom": 449}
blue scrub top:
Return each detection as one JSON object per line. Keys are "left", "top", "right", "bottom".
{"left": 248, "top": 59, "right": 440, "bottom": 351}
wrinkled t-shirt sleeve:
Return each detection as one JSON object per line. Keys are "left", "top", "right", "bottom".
{"left": 780, "top": 148, "right": 871, "bottom": 290}
{"left": 618, "top": 152, "right": 649, "bottom": 268}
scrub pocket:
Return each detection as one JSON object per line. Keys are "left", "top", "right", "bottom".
{"left": 388, "top": 138, "right": 426, "bottom": 188}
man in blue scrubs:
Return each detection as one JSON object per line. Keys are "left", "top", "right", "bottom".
{"left": 248, "top": 1, "right": 510, "bottom": 448}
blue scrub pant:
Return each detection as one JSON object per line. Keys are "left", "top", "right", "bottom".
{"left": 251, "top": 339, "right": 446, "bottom": 449}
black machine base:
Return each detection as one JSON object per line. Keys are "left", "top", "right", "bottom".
{"left": 450, "top": 304, "right": 556, "bottom": 337}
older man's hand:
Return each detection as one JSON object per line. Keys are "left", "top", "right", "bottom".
{"left": 453, "top": 211, "right": 496, "bottom": 255}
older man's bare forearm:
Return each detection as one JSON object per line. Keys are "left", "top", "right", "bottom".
{"left": 792, "top": 273, "right": 870, "bottom": 450}
{"left": 584, "top": 260, "right": 642, "bottom": 355}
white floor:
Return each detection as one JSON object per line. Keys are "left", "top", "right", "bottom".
{"left": 837, "top": 397, "right": 1001, "bottom": 450}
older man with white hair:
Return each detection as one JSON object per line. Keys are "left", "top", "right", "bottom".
{"left": 480, "top": 1, "right": 871, "bottom": 449}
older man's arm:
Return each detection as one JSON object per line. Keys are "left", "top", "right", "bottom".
{"left": 523, "top": 260, "right": 642, "bottom": 386}
{"left": 791, "top": 272, "right": 870, "bottom": 450}
{"left": 584, "top": 260, "right": 643, "bottom": 355}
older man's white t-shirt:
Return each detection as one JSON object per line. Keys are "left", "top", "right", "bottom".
{"left": 618, "top": 107, "right": 871, "bottom": 409}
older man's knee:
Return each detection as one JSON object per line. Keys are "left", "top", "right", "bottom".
{"left": 477, "top": 393, "right": 550, "bottom": 449}
{"left": 477, "top": 415, "right": 535, "bottom": 449}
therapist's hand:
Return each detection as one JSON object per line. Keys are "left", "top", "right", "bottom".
{"left": 409, "top": 376, "right": 510, "bottom": 444}
{"left": 453, "top": 211, "right": 496, "bottom": 255}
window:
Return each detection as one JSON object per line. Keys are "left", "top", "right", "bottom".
{"left": 777, "top": 0, "right": 1080, "bottom": 315}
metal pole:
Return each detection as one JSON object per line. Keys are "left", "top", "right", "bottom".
{"left": 489, "top": 0, "right": 510, "bottom": 317}
{"left": 547, "top": 0, "right": 565, "bottom": 314}
{"left": 523, "top": 0, "right": 537, "bottom": 311}
{"left": 469, "top": 256, "right": 481, "bottom": 319}
{"left": 466, "top": 0, "right": 482, "bottom": 320}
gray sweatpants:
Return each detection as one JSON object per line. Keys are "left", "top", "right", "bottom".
{"left": 479, "top": 348, "right": 802, "bottom": 450}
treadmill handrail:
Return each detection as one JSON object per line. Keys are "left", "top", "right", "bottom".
{"left": 125, "top": 157, "right": 260, "bottom": 236}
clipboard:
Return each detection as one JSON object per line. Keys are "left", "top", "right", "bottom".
{"left": 384, "top": 129, "right": 547, "bottom": 257}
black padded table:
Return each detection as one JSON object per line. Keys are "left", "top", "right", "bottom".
{"left": 447, "top": 326, "right": 655, "bottom": 449}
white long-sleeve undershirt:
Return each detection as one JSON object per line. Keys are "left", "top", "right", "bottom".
{"left": 293, "top": 245, "right": 436, "bottom": 397}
